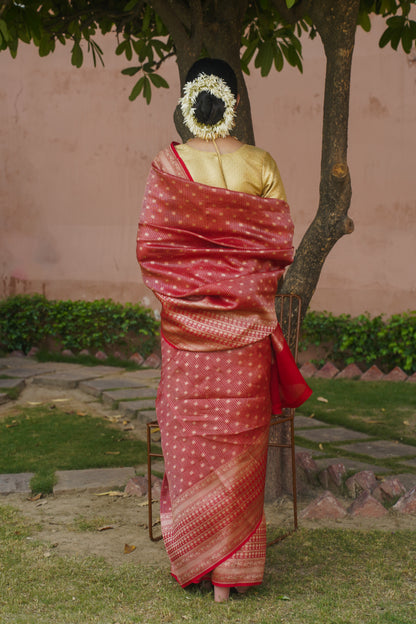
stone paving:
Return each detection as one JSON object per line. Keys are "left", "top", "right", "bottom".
{"left": 1, "top": 354, "right": 416, "bottom": 498}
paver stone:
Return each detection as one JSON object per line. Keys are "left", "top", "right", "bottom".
{"left": 319, "top": 463, "right": 346, "bottom": 492}
{"left": 297, "top": 427, "right": 369, "bottom": 443}
{"left": 392, "top": 486, "right": 416, "bottom": 514}
{"left": 300, "top": 490, "right": 347, "bottom": 520}
{"left": 336, "top": 364, "right": 363, "bottom": 380}
{"left": 361, "top": 365, "right": 384, "bottom": 381}
{"left": 338, "top": 440, "right": 416, "bottom": 459}
{"left": 299, "top": 362, "right": 318, "bottom": 378}
{"left": 372, "top": 477, "right": 406, "bottom": 503}
{"left": 347, "top": 491, "right": 388, "bottom": 518}
{"left": 345, "top": 470, "right": 378, "bottom": 498}
{"left": 314, "top": 362, "right": 340, "bottom": 379}
{"left": 383, "top": 367, "right": 408, "bottom": 382}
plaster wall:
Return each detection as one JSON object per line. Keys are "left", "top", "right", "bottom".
{"left": 0, "top": 18, "right": 415, "bottom": 317}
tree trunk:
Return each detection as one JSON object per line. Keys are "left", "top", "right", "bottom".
{"left": 266, "top": 0, "right": 361, "bottom": 501}
{"left": 152, "top": 0, "right": 361, "bottom": 503}
{"left": 279, "top": 0, "right": 359, "bottom": 314}
{"left": 152, "top": 0, "right": 254, "bottom": 143}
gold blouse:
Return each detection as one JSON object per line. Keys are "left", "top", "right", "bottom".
{"left": 175, "top": 143, "right": 287, "bottom": 201}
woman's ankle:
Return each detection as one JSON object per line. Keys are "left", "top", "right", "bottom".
{"left": 235, "top": 585, "right": 250, "bottom": 594}
{"left": 214, "top": 585, "right": 230, "bottom": 603}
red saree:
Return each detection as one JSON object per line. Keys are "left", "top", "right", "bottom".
{"left": 137, "top": 143, "right": 311, "bottom": 588}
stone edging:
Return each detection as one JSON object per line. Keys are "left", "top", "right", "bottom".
{"left": 300, "top": 361, "right": 416, "bottom": 382}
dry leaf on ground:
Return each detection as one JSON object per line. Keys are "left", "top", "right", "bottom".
{"left": 95, "top": 491, "right": 125, "bottom": 497}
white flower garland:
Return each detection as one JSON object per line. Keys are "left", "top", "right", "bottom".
{"left": 179, "top": 73, "right": 236, "bottom": 140}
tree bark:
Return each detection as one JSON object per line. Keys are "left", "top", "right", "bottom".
{"left": 279, "top": 0, "right": 360, "bottom": 316}
{"left": 266, "top": 0, "right": 361, "bottom": 501}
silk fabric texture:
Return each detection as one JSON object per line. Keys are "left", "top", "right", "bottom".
{"left": 137, "top": 144, "right": 311, "bottom": 587}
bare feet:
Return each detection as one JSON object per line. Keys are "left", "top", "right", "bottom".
{"left": 214, "top": 586, "right": 230, "bottom": 603}
{"left": 199, "top": 578, "right": 212, "bottom": 592}
{"left": 235, "top": 585, "right": 250, "bottom": 594}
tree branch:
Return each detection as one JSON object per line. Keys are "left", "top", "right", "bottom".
{"left": 270, "top": 0, "right": 309, "bottom": 23}
{"left": 149, "top": 0, "right": 191, "bottom": 41}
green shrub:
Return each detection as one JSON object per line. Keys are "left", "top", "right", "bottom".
{"left": 0, "top": 295, "right": 160, "bottom": 357}
{"left": 300, "top": 310, "right": 416, "bottom": 374}
{"left": 0, "top": 294, "right": 51, "bottom": 353}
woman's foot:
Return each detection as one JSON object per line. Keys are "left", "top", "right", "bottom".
{"left": 235, "top": 585, "right": 250, "bottom": 594}
{"left": 199, "top": 578, "right": 212, "bottom": 593}
{"left": 214, "top": 586, "right": 230, "bottom": 603}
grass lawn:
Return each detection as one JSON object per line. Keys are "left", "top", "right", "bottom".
{"left": 294, "top": 378, "right": 416, "bottom": 472}
{"left": 1, "top": 378, "right": 415, "bottom": 621}
{"left": 0, "top": 405, "right": 148, "bottom": 493}
{"left": 0, "top": 505, "right": 415, "bottom": 624}
{"left": 298, "top": 378, "right": 416, "bottom": 442}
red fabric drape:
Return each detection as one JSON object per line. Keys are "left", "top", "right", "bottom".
{"left": 137, "top": 146, "right": 311, "bottom": 587}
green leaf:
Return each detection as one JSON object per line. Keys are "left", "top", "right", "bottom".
{"left": 390, "top": 25, "right": 403, "bottom": 50}
{"left": 155, "top": 14, "right": 166, "bottom": 36}
{"left": 39, "top": 34, "right": 54, "bottom": 57}
{"left": 124, "top": 0, "right": 139, "bottom": 10}
{"left": 129, "top": 76, "right": 145, "bottom": 101}
{"left": 148, "top": 73, "right": 169, "bottom": 88}
{"left": 115, "top": 40, "right": 127, "bottom": 56}
{"left": 9, "top": 38, "right": 18, "bottom": 58}
{"left": 254, "top": 40, "right": 274, "bottom": 77}
{"left": 0, "top": 19, "right": 10, "bottom": 42}
{"left": 357, "top": 10, "right": 372, "bottom": 32}
{"left": 274, "top": 45, "right": 284, "bottom": 72}
{"left": 19, "top": 25, "right": 31, "bottom": 45}
{"left": 121, "top": 66, "right": 141, "bottom": 76}
{"left": 125, "top": 39, "right": 133, "bottom": 61}
{"left": 24, "top": 10, "right": 41, "bottom": 41}
{"left": 132, "top": 38, "right": 144, "bottom": 56}
{"left": 285, "top": 0, "right": 297, "bottom": 8}
{"left": 401, "top": 25, "right": 413, "bottom": 54}
{"left": 152, "top": 38, "right": 169, "bottom": 59}
{"left": 386, "top": 15, "right": 405, "bottom": 28}
{"left": 142, "top": 5, "right": 152, "bottom": 32}
{"left": 379, "top": 27, "right": 393, "bottom": 48}
{"left": 143, "top": 76, "right": 152, "bottom": 103}
{"left": 241, "top": 37, "right": 258, "bottom": 70}
{"left": 71, "top": 40, "right": 83, "bottom": 68}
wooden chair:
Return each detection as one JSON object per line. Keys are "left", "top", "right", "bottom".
{"left": 267, "top": 293, "right": 303, "bottom": 545}
{"left": 146, "top": 293, "right": 303, "bottom": 543}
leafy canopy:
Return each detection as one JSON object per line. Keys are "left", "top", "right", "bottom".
{"left": 0, "top": 0, "right": 415, "bottom": 103}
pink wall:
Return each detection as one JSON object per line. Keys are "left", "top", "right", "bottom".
{"left": 1, "top": 18, "right": 415, "bottom": 317}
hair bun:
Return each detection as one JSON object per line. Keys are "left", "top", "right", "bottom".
{"left": 179, "top": 73, "right": 236, "bottom": 140}
{"left": 194, "top": 91, "right": 226, "bottom": 126}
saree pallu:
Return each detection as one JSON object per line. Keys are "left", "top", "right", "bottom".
{"left": 137, "top": 145, "right": 311, "bottom": 587}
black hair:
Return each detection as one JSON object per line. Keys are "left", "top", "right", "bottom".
{"left": 184, "top": 58, "right": 238, "bottom": 127}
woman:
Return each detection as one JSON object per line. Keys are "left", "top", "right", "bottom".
{"left": 137, "top": 58, "right": 311, "bottom": 602}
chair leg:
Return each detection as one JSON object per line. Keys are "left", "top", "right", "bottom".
{"left": 147, "top": 421, "right": 164, "bottom": 542}
{"left": 146, "top": 422, "right": 154, "bottom": 541}
{"left": 289, "top": 409, "right": 298, "bottom": 530}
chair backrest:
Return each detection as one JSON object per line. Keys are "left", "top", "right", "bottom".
{"left": 269, "top": 293, "right": 302, "bottom": 432}
{"left": 274, "top": 293, "right": 302, "bottom": 360}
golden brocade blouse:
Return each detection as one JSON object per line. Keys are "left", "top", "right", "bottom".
{"left": 175, "top": 143, "right": 287, "bottom": 201}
